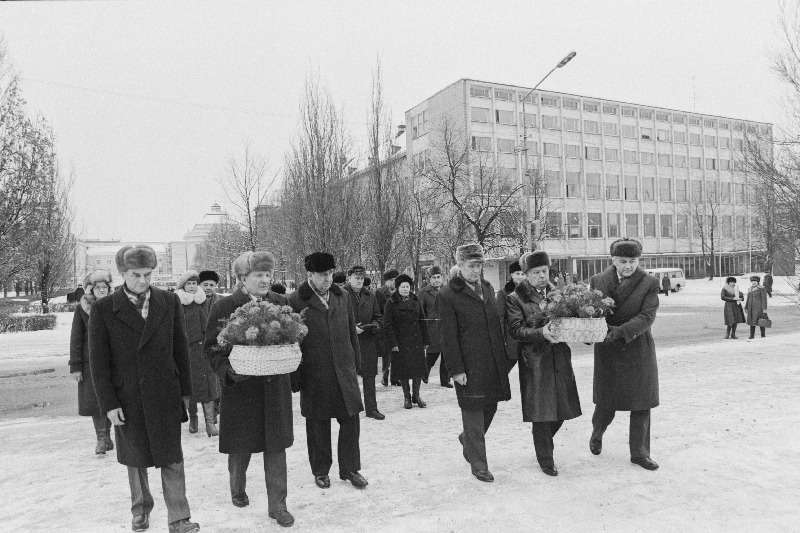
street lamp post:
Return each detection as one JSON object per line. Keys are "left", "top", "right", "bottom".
{"left": 520, "top": 50, "right": 577, "bottom": 253}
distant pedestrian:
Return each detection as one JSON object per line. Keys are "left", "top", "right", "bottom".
{"left": 69, "top": 270, "right": 114, "bottom": 455}
{"left": 661, "top": 274, "right": 671, "bottom": 296}
{"left": 721, "top": 276, "right": 745, "bottom": 339}
{"left": 745, "top": 276, "right": 768, "bottom": 339}
{"left": 418, "top": 266, "right": 451, "bottom": 388}
{"left": 561, "top": 272, "right": 568, "bottom": 286}
{"left": 572, "top": 274, "right": 578, "bottom": 284}
{"left": 376, "top": 269, "right": 400, "bottom": 386}
{"left": 384, "top": 274, "right": 430, "bottom": 409}
{"left": 763, "top": 272, "right": 774, "bottom": 298}
{"left": 198, "top": 270, "right": 222, "bottom": 423}
{"left": 496, "top": 261, "right": 526, "bottom": 374}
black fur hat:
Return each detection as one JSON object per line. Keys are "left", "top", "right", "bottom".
{"left": 520, "top": 251, "right": 550, "bottom": 272}
{"left": 428, "top": 265, "right": 442, "bottom": 277}
{"left": 333, "top": 271, "right": 347, "bottom": 284}
{"left": 304, "top": 252, "right": 336, "bottom": 273}
{"left": 383, "top": 269, "right": 400, "bottom": 281}
{"left": 725, "top": 276, "right": 737, "bottom": 284}
{"left": 199, "top": 270, "right": 219, "bottom": 283}
{"left": 508, "top": 261, "right": 522, "bottom": 275}
{"left": 609, "top": 238, "right": 643, "bottom": 258}
{"left": 115, "top": 245, "right": 157, "bottom": 272}
{"left": 395, "top": 274, "right": 414, "bottom": 289}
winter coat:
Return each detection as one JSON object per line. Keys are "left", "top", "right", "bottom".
{"left": 68, "top": 297, "right": 103, "bottom": 417}
{"left": 204, "top": 288, "right": 294, "bottom": 455}
{"left": 506, "top": 280, "right": 582, "bottom": 423}
{"left": 201, "top": 291, "right": 222, "bottom": 316}
{"left": 418, "top": 284, "right": 442, "bottom": 354}
{"left": 176, "top": 289, "right": 219, "bottom": 403}
{"left": 344, "top": 284, "right": 382, "bottom": 377}
{"left": 375, "top": 286, "right": 393, "bottom": 360}
{"left": 288, "top": 282, "right": 363, "bottom": 419}
{"left": 745, "top": 286, "right": 768, "bottom": 326}
{"left": 661, "top": 276, "right": 671, "bottom": 291}
{"left": 383, "top": 292, "right": 430, "bottom": 380}
{"left": 437, "top": 275, "right": 511, "bottom": 411}
{"left": 89, "top": 287, "right": 192, "bottom": 468}
{"left": 590, "top": 266, "right": 660, "bottom": 412}
{"left": 721, "top": 288, "right": 746, "bottom": 326}
{"left": 496, "top": 281, "right": 519, "bottom": 361}
{"left": 763, "top": 274, "right": 774, "bottom": 292}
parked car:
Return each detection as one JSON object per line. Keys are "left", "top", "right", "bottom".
{"left": 645, "top": 268, "right": 686, "bottom": 292}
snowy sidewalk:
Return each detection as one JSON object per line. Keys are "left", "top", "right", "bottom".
{"left": 2, "top": 332, "right": 799, "bottom": 532}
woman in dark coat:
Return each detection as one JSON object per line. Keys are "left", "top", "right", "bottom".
{"left": 721, "top": 276, "right": 745, "bottom": 339}
{"left": 745, "top": 275, "right": 768, "bottom": 339}
{"left": 507, "top": 252, "right": 581, "bottom": 476}
{"left": 661, "top": 274, "right": 671, "bottom": 296}
{"left": 69, "top": 270, "right": 113, "bottom": 455}
{"left": 176, "top": 270, "right": 219, "bottom": 436}
{"left": 383, "top": 274, "right": 431, "bottom": 409}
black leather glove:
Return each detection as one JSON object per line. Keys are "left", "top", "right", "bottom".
{"left": 226, "top": 366, "right": 248, "bottom": 384}
{"left": 602, "top": 326, "right": 623, "bottom": 345}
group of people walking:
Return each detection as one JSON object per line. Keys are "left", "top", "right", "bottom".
{"left": 68, "top": 236, "right": 666, "bottom": 531}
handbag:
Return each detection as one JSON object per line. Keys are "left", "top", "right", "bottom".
{"left": 757, "top": 312, "right": 772, "bottom": 328}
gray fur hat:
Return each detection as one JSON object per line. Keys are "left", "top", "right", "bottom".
{"left": 233, "top": 251, "right": 276, "bottom": 278}
{"left": 456, "top": 243, "right": 485, "bottom": 264}
{"left": 83, "top": 270, "right": 112, "bottom": 293}
{"left": 115, "top": 245, "right": 157, "bottom": 273}
{"left": 520, "top": 251, "right": 551, "bottom": 272}
{"left": 609, "top": 238, "right": 643, "bottom": 258}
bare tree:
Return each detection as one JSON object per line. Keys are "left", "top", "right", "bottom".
{"left": 195, "top": 219, "right": 249, "bottom": 289}
{"left": 683, "top": 181, "right": 725, "bottom": 279}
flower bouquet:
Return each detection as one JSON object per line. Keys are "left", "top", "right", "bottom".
{"left": 538, "top": 284, "right": 615, "bottom": 343}
{"left": 217, "top": 300, "right": 308, "bottom": 376}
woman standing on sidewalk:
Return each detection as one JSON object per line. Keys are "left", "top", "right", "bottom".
{"left": 383, "top": 274, "right": 430, "bottom": 409}
{"left": 69, "top": 270, "right": 114, "bottom": 455}
{"left": 721, "top": 277, "right": 745, "bottom": 339}
{"left": 745, "top": 275, "right": 768, "bottom": 339}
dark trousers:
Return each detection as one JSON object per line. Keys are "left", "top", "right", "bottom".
{"left": 459, "top": 402, "right": 498, "bottom": 473}
{"left": 726, "top": 324, "right": 739, "bottom": 337}
{"left": 228, "top": 451, "right": 288, "bottom": 513}
{"left": 592, "top": 407, "right": 651, "bottom": 458}
{"left": 362, "top": 375, "right": 378, "bottom": 412}
{"left": 127, "top": 462, "right": 191, "bottom": 524}
{"left": 531, "top": 421, "right": 564, "bottom": 468}
{"left": 425, "top": 352, "right": 450, "bottom": 384}
{"left": 306, "top": 415, "right": 361, "bottom": 476}
{"left": 749, "top": 326, "right": 766, "bottom": 337}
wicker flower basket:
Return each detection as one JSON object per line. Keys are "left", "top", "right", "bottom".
{"left": 549, "top": 317, "right": 608, "bottom": 344}
{"left": 229, "top": 344, "right": 302, "bottom": 376}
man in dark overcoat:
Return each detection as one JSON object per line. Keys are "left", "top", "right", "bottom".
{"left": 419, "top": 265, "right": 451, "bottom": 387}
{"left": 437, "top": 244, "right": 511, "bottom": 483}
{"left": 375, "top": 269, "right": 399, "bottom": 386}
{"left": 496, "top": 261, "right": 525, "bottom": 374}
{"left": 89, "top": 245, "right": 200, "bottom": 533}
{"left": 204, "top": 251, "right": 295, "bottom": 528}
{"left": 198, "top": 270, "right": 223, "bottom": 423}
{"left": 344, "top": 265, "right": 385, "bottom": 420}
{"left": 288, "top": 252, "right": 368, "bottom": 490}
{"left": 589, "top": 238, "right": 661, "bottom": 471}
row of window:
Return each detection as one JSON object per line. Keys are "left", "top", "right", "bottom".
{"left": 546, "top": 212, "right": 748, "bottom": 240}
{"left": 411, "top": 110, "right": 428, "bottom": 139}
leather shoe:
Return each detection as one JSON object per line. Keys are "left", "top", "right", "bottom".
{"left": 473, "top": 469, "right": 494, "bottom": 482}
{"left": 231, "top": 493, "right": 249, "bottom": 507}
{"left": 168, "top": 519, "right": 200, "bottom": 533}
{"left": 314, "top": 475, "right": 330, "bottom": 489}
{"left": 589, "top": 433, "right": 602, "bottom": 455}
{"left": 268, "top": 510, "right": 295, "bottom": 528}
{"left": 340, "top": 471, "right": 368, "bottom": 488}
{"left": 131, "top": 513, "right": 149, "bottom": 532}
{"left": 441, "top": 382, "right": 454, "bottom": 388}
{"left": 540, "top": 465, "right": 558, "bottom": 476}
{"left": 366, "top": 410, "right": 385, "bottom": 420}
{"left": 631, "top": 456, "right": 659, "bottom": 471}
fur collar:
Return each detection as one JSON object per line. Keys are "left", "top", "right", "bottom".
{"left": 448, "top": 275, "right": 489, "bottom": 293}
{"left": 175, "top": 288, "right": 207, "bottom": 306}
{"left": 390, "top": 290, "right": 419, "bottom": 303}
{"left": 513, "top": 279, "right": 545, "bottom": 303}
{"left": 79, "top": 294, "right": 95, "bottom": 315}
{"left": 504, "top": 280, "right": 517, "bottom": 294}
{"left": 298, "top": 281, "right": 343, "bottom": 301}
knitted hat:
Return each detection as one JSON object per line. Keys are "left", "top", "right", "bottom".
{"left": 428, "top": 265, "right": 442, "bottom": 277}
{"left": 304, "top": 252, "right": 336, "bottom": 273}
{"left": 750, "top": 275, "right": 761, "bottom": 282}
{"left": 395, "top": 274, "right": 414, "bottom": 289}
{"left": 456, "top": 243, "right": 485, "bottom": 264}
{"left": 115, "top": 245, "right": 157, "bottom": 273}
{"left": 347, "top": 265, "right": 367, "bottom": 276}
{"left": 233, "top": 251, "right": 276, "bottom": 278}
{"left": 83, "top": 270, "right": 112, "bottom": 294}
{"left": 198, "top": 270, "right": 219, "bottom": 284}
{"left": 333, "top": 271, "right": 347, "bottom": 284}
{"left": 508, "top": 261, "right": 522, "bottom": 275}
{"left": 382, "top": 269, "right": 400, "bottom": 281}
{"left": 609, "top": 238, "right": 643, "bottom": 258}
{"left": 520, "top": 251, "right": 550, "bottom": 272}
{"left": 177, "top": 270, "right": 200, "bottom": 290}
{"left": 270, "top": 283, "right": 287, "bottom": 295}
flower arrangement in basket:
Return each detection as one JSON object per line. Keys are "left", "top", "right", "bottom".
{"left": 536, "top": 284, "right": 616, "bottom": 343}
{"left": 217, "top": 300, "right": 308, "bottom": 376}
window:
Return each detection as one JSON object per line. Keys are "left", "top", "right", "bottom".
{"left": 721, "top": 216, "right": 732, "bottom": 238}
{"left": 607, "top": 213, "right": 621, "bottom": 237}
{"left": 542, "top": 115, "right": 561, "bottom": 130}
{"left": 736, "top": 216, "right": 747, "bottom": 237}
{"left": 673, "top": 115, "right": 686, "bottom": 125}
{"left": 545, "top": 170, "right": 562, "bottom": 197}
{"left": 642, "top": 176, "right": 655, "bottom": 201}
{"left": 471, "top": 136, "right": 492, "bottom": 151}
{"left": 734, "top": 122, "right": 744, "bottom": 132}
{"left": 640, "top": 110, "right": 653, "bottom": 120}
{"left": 624, "top": 150, "right": 638, "bottom": 164}
{"left": 603, "top": 122, "right": 619, "bottom": 136}
{"left": 496, "top": 138, "right": 516, "bottom": 153}
{"left": 622, "top": 124, "right": 637, "bottom": 138}
{"left": 518, "top": 92, "right": 536, "bottom": 104}
{"left": 720, "top": 122, "right": 730, "bottom": 130}
{"left": 626, "top": 214, "right": 640, "bottom": 237}
{"left": 719, "top": 159, "right": 731, "bottom": 171}
{"left": 721, "top": 182, "right": 731, "bottom": 203}
{"left": 585, "top": 120, "right": 600, "bottom": 134}
{"left": 704, "top": 135, "right": 717, "bottom": 147}
{"left": 733, "top": 138, "right": 744, "bottom": 150}
{"left": 566, "top": 171, "right": 582, "bottom": 198}
{"left": 588, "top": 213, "right": 603, "bottom": 238}
{"left": 677, "top": 215, "right": 689, "bottom": 238}
{"left": 494, "top": 89, "right": 513, "bottom": 101}
{"left": 605, "top": 148, "right": 619, "bottom": 162}
{"left": 644, "top": 214, "right": 656, "bottom": 237}
{"left": 660, "top": 215, "right": 673, "bottom": 238}
{"left": 583, "top": 102, "right": 599, "bottom": 112}
{"left": 470, "top": 86, "right": 491, "bottom": 98}
{"left": 585, "top": 146, "right": 601, "bottom": 160}
{"left": 691, "top": 180, "right": 703, "bottom": 202}
{"left": 735, "top": 183, "right": 746, "bottom": 203}
{"left": 704, "top": 119, "right": 717, "bottom": 128}
{"left": 689, "top": 116, "right": 701, "bottom": 126}
{"left": 411, "top": 110, "right": 428, "bottom": 138}
{"left": 641, "top": 127, "right": 653, "bottom": 140}
{"left": 641, "top": 152, "right": 654, "bottom": 165}
{"left": 603, "top": 104, "right": 618, "bottom": 115}
{"left": 676, "top": 179, "right": 688, "bottom": 202}
{"left": 707, "top": 181, "right": 718, "bottom": 201}
{"left": 586, "top": 173, "right": 602, "bottom": 199}
{"left": 690, "top": 157, "right": 702, "bottom": 169}
{"left": 675, "top": 155, "right": 687, "bottom": 168}
{"left": 471, "top": 106, "right": 491, "bottom": 123}
{"left": 518, "top": 112, "right": 537, "bottom": 127}
{"left": 496, "top": 109, "right": 516, "bottom": 125}
{"left": 705, "top": 158, "right": 717, "bottom": 170}
{"left": 564, "top": 144, "right": 581, "bottom": 158}
{"left": 674, "top": 131, "right": 687, "bottom": 144}
{"left": 689, "top": 133, "right": 701, "bottom": 146}
{"left": 659, "top": 178, "right": 672, "bottom": 201}
{"left": 606, "top": 174, "right": 620, "bottom": 199}
{"left": 413, "top": 150, "right": 430, "bottom": 172}
{"left": 747, "top": 124, "right": 758, "bottom": 134}
{"left": 719, "top": 137, "right": 730, "bottom": 149}
{"left": 567, "top": 212, "right": 583, "bottom": 238}
{"left": 733, "top": 160, "right": 743, "bottom": 171}
{"left": 657, "top": 129, "right": 671, "bottom": 142}
{"left": 496, "top": 167, "right": 516, "bottom": 189}
{"left": 563, "top": 117, "right": 580, "bottom": 131}
{"left": 543, "top": 142, "right": 561, "bottom": 157}
{"left": 563, "top": 98, "right": 579, "bottom": 110}
{"left": 622, "top": 107, "right": 637, "bottom": 117}
{"left": 541, "top": 95, "right": 560, "bottom": 107}
{"left": 545, "top": 212, "right": 564, "bottom": 238}
{"left": 624, "top": 175, "right": 638, "bottom": 200}
{"left": 658, "top": 154, "right": 672, "bottom": 167}
{"left": 657, "top": 112, "right": 671, "bottom": 122}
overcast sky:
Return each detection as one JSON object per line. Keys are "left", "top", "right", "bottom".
{"left": 0, "top": 0, "right": 789, "bottom": 242}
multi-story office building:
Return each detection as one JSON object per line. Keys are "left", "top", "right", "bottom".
{"left": 406, "top": 78, "right": 774, "bottom": 282}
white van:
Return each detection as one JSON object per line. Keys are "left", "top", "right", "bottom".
{"left": 645, "top": 268, "right": 686, "bottom": 292}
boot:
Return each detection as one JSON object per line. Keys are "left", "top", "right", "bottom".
{"left": 92, "top": 415, "right": 107, "bottom": 455}
{"left": 730, "top": 325, "right": 738, "bottom": 339}
{"left": 724, "top": 326, "right": 730, "bottom": 339}
{"left": 401, "top": 381, "right": 412, "bottom": 409}
{"left": 203, "top": 401, "right": 219, "bottom": 437}
{"left": 412, "top": 378, "right": 426, "bottom": 408}
{"left": 184, "top": 398, "right": 198, "bottom": 433}
{"left": 105, "top": 419, "right": 114, "bottom": 451}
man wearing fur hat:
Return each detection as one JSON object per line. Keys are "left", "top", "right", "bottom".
{"left": 496, "top": 261, "right": 526, "bottom": 374}
{"left": 204, "top": 251, "right": 295, "bottom": 527}
{"left": 419, "top": 265, "right": 451, "bottom": 388}
{"left": 198, "top": 270, "right": 222, "bottom": 314}
{"left": 89, "top": 245, "right": 199, "bottom": 533}
{"left": 437, "top": 244, "right": 511, "bottom": 483}
{"left": 376, "top": 269, "right": 400, "bottom": 386}
{"left": 288, "top": 252, "right": 368, "bottom": 490}
{"left": 344, "top": 265, "right": 385, "bottom": 420}
{"left": 589, "top": 238, "right": 661, "bottom": 471}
